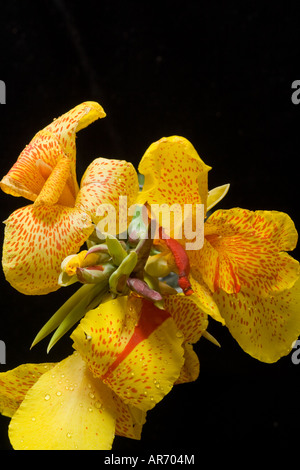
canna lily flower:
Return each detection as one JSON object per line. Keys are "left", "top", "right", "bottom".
{"left": 0, "top": 293, "right": 207, "bottom": 450}
{"left": 137, "top": 136, "right": 300, "bottom": 363}
{"left": 1, "top": 102, "right": 139, "bottom": 295}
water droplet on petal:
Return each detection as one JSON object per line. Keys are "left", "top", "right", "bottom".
{"left": 66, "top": 432, "right": 72, "bottom": 438}
{"left": 44, "top": 394, "right": 51, "bottom": 401}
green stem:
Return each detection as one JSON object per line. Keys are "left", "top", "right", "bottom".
{"left": 30, "top": 283, "right": 95, "bottom": 349}
{"left": 46, "top": 283, "right": 107, "bottom": 352}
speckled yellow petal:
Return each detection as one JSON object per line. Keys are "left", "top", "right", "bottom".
{"left": 76, "top": 157, "right": 139, "bottom": 233}
{"left": 175, "top": 343, "right": 200, "bottom": 384}
{"left": 72, "top": 295, "right": 185, "bottom": 412}
{"left": 189, "top": 272, "right": 225, "bottom": 324}
{"left": 9, "top": 353, "right": 116, "bottom": 450}
{"left": 43, "top": 101, "right": 106, "bottom": 159}
{"left": 137, "top": 136, "right": 211, "bottom": 213}
{"left": 2, "top": 204, "right": 94, "bottom": 295}
{"left": 214, "top": 277, "right": 300, "bottom": 363}
{"left": 163, "top": 292, "right": 208, "bottom": 343}
{"left": 194, "top": 208, "right": 299, "bottom": 296}
{"left": 0, "top": 363, "right": 55, "bottom": 418}
{"left": 0, "top": 102, "right": 105, "bottom": 203}
{"left": 113, "top": 394, "right": 147, "bottom": 440}
{"left": 0, "top": 134, "right": 69, "bottom": 202}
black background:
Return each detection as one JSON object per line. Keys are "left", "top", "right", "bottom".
{"left": 0, "top": 0, "right": 300, "bottom": 457}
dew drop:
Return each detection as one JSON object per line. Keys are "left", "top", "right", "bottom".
{"left": 89, "top": 392, "right": 95, "bottom": 399}
{"left": 56, "top": 391, "right": 62, "bottom": 396}
{"left": 66, "top": 432, "right": 72, "bottom": 438}
{"left": 44, "top": 394, "right": 51, "bottom": 401}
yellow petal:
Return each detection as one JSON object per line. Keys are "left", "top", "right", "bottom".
{"left": 113, "top": 394, "right": 147, "bottom": 440}
{"left": 76, "top": 157, "right": 139, "bottom": 234}
{"left": 214, "top": 277, "right": 300, "bottom": 363}
{"left": 175, "top": 343, "right": 200, "bottom": 384}
{"left": 0, "top": 363, "right": 55, "bottom": 418}
{"left": 163, "top": 292, "right": 209, "bottom": 343}
{"left": 9, "top": 353, "right": 116, "bottom": 450}
{"left": 0, "top": 102, "right": 105, "bottom": 204}
{"left": 2, "top": 204, "right": 94, "bottom": 294}
{"left": 63, "top": 250, "right": 101, "bottom": 276}
{"left": 43, "top": 101, "right": 106, "bottom": 159}
{"left": 189, "top": 272, "right": 225, "bottom": 324}
{"left": 72, "top": 295, "right": 185, "bottom": 412}
{"left": 195, "top": 208, "right": 299, "bottom": 295}
{"left": 137, "top": 136, "right": 211, "bottom": 215}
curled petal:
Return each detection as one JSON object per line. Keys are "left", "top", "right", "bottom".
{"left": 43, "top": 101, "right": 106, "bottom": 158}
{"left": 0, "top": 363, "right": 55, "bottom": 418}
{"left": 9, "top": 353, "right": 116, "bottom": 450}
{"left": 0, "top": 102, "right": 105, "bottom": 204}
{"left": 214, "top": 277, "right": 300, "bottom": 363}
{"left": 72, "top": 296, "right": 185, "bottom": 412}
{"left": 3, "top": 204, "right": 94, "bottom": 294}
{"left": 192, "top": 208, "right": 300, "bottom": 296}
{"left": 175, "top": 343, "right": 200, "bottom": 384}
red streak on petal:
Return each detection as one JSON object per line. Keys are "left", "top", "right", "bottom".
{"left": 101, "top": 300, "right": 170, "bottom": 380}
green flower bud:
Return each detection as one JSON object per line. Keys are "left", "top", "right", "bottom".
{"left": 109, "top": 251, "right": 138, "bottom": 294}
{"left": 76, "top": 263, "right": 116, "bottom": 284}
{"left": 106, "top": 234, "right": 128, "bottom": 265}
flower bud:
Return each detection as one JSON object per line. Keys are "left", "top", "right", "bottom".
{"left": 76, "top": 263, "right": 116, "bottom": 284}
{"left": 109, "top": 251, "right": 138, "bottom": 294}
{"left": 145, "top": 253, "right": 173, "bottom": 278}
{"left": 106, "top": 234, "right": 128, "bottom": 265}
{"left": 62, "top": 250, "right": 104, "bottom": 277}
{"left": 127, "top": 277, "right": 163, "bottom": 302}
